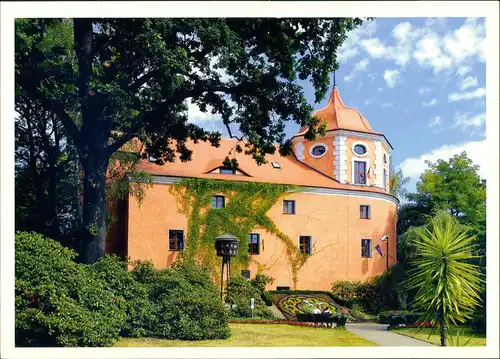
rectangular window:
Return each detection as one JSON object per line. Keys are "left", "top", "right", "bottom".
{"left": 360, "top": 205, "right": 371, "bottom": 219}
{"left": 354, "top": 161, "right": 367, "bottom": 184}
{"left": 219, "top": 168, "right": 235, "bottom": 174}
{"left": 299, "top": 236, "right": 312, "bottom": 255}
{"left": 169, "top": 230, "right": 184, "bottom": 251}
{"left": 384, "top": 168, "right": 388, "bottom": 187}
{"left": 283, "top": 200, "right": 295, "bottom": 214}
{"left": 248, "top": 233, "right": 260, "bottom": 255}
{"left": 361, "top": 239, "right": 372, "bottom": 258}
{"left": 212, "top": 195, "right": 225, "bottom": 209}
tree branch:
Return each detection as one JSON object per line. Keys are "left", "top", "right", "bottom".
{"left": 106, "top": 81, "right": 246, "bottom": 155}
{"left": 73, "top": 19, "right": 95, "bottom": 131}
{"left": 128, "top": 69, "right": 159, "bottom": 92}
{"left": 17, "top": 74, "right": 83, "bottom": 151}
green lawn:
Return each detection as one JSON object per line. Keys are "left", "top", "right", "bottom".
{"left": 115, "top": 323, "right": 377, "bottom": 347}
{"left": 392, "top": 326, "right": 486, "bottom": 346}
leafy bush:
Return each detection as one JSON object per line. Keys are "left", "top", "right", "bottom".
{"left": 250, "top": 274, "right": 275, "bottom": 306}
{"left": 89, "top": 256, "right": 157, "bottom": 338}
{"left": 146, "top": 261, "right": 230, "bottom": 340}
{"left": 470, "top": 312, "right": 486, "bottom": 333}
{"left": 15, "top": 232, "right": 126, "bottom": 347}
{"left": 226, "top": 275, "right": 274, "bottom": 319}
{"left": 15, "top": 232, "right": 230, "bottom": 345}
{"left": 331, "top": 280, "right": 382, "bottom": 313}
{"left": 378, "top": 310, "right": 422, "bottom": 326}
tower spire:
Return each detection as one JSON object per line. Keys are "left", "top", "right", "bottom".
{"left": 333, "top": 70, "right": 337, "bottom": 88}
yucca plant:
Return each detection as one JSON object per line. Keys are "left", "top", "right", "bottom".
{"left": 405, "top": 211, "right": 484, "bottom": 346}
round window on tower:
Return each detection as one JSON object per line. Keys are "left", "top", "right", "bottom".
{"left": 309, "top": 143, "right": 328, "bottom": 158}
{"left": 352, "top": 143, "right": 368, "bottom": 157}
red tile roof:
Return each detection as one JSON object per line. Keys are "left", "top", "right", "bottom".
{"left": 298, "top": 87, "right": 383, "bottom": 136}
{"left": 133, "top": 138, "right": 388, "bottom": 194}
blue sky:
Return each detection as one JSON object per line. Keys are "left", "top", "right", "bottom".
{"left": 188, "top": 17, "right": 487, "bottom": 194}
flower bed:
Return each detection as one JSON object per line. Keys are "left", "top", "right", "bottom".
{"left": 229, "top": 319, "right": 318, "bottom": 327}
{"left": 229, "top": 315, "right": 347, "bottom": 328}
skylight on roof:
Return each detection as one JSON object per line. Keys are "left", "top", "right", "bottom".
{"left": 271, "top": 161, "right": 281, "bottom": 169}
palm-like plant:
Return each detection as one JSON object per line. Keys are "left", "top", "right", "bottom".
{"left": 405, "top": 211, "right": 484, "bottom": 346}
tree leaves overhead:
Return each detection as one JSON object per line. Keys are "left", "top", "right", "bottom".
{"left": 15, "top": 17, "right": 365, "bottom": 263}
{"left": 16, "top": 18, "right": 364, "bottom": 165}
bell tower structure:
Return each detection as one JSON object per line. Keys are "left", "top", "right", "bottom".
{"left": 292, "top": 86, "right": 393, "bottom": 191}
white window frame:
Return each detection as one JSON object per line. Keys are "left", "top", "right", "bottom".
{"left": 351, "top": 141, "right": 369, "bottom": 158}
{"left": 309, "top": 143, "right": 329, "bottom": 158}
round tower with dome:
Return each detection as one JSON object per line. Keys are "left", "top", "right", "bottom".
{"left": 292, "top": 85, "right": 392, "bottom": 192}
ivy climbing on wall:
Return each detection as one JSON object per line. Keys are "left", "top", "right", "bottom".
{"left": 106, "top": 151, "right": 153, "bottom": 225}
{"left": 170, "top": 178, "right": 310, "bottom": 288}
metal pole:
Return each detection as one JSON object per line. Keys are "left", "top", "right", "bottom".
{"left": 386, "top": 237, "right": 389, "bottom": 271}
{"left": 220, "top": 257, "right": 224, "bottom": 301}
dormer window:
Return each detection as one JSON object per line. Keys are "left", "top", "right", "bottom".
{"left": 272, "top": 161, "right": 281, "bottom": 168}
{"left": 309, "top": 143, "right": 328, "bottom": 158}
{"left": 219, "top": 167, "right": 235, "bottom": 174}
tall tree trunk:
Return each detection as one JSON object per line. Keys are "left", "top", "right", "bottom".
{"left": 26, "top": 117, "right": 45, "bottom": 233}
{"left": 80, "top": 153, "right": 110, "bottom": 264}
{"left": 440, "top": 318, "right": 447, "bottom": 346}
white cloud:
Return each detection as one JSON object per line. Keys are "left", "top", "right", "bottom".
{"left": 425, "top": 17, "right": 448, "bottom": 29}
{"left": 377, "top": 87, "right": 383, "bottom": 92}
{"left": 361, "top": 38, "right": 388, "bottom": 57}
{"left": 460, "top": 76, "right": 478, "bottom": 90}
{"left": 186, "top": 98, "right": 224, "bottom": 133}
{"left": 392, "top": 22, "right": 412, "bottom": 41}
{"left": 399, "top": 140, "right": 487, "bottom": 181}
{"left": 448, "top": 87, "right": 486, "bottom": 101}
{"left": 413, "top": 34, "right": 453, "bottom": 72}
{"left": 344, "top": 59, "right": 370, "bottom": 83}
{"left": 348, "top": 18, "right": 485, "bottom": 73}
{"left": 360, "top": 22, "right": 421, "bottom": 66}
{"left": 381, "top": 102, "right": 395, "bottom": 109}
{"left": 454, "top": 112, "right": 486, "bottom": 130}
{"left": 337, "top": 20, "right": 377, "bottom": 63}
{"left": 383, "top": 69, "right": 400, "bottom": 88}
{"left": 457, "top": 66, "right": 472, "bottom": 76}
{"left": 443, "top": 17, "right": 485, "bottom": 63}
{"left": 422, "top": 98, "right": 439, "bottom": 107}
{"left": 418, "top": 87, "right": 432, "bottom": 94}
{"left": 428, "top": 115, "right": 442, "bottom": 129}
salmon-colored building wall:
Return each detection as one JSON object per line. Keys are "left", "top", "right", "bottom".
{"left": 297, "top": 134, "right": 336, "bottom": 178}
{"left": 126, "top": 182, "right": 397, "bottom": 290}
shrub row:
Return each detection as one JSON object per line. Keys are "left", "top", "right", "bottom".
{"left": 226, "top": 274, "right": 275, "bottom": 319}
{"left": 378, "top": 310, "right": 422, "bottom": 325}
{"left": 331, "top": 280, "right": 383, "bottom": 314}
{"left": 15, "top": 232, "right": 230, "bottom": 347}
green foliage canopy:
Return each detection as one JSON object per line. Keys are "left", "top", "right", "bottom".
{"left": 15, "top": 17, "right": 365, "bottom": 263}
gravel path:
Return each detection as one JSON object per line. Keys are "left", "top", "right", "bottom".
{"left": 346, "top": 323, "right": 434, "bottom": 346}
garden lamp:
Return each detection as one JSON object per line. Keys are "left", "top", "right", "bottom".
{"left": 215, "top": 233, "right": 239, "bottom": 301}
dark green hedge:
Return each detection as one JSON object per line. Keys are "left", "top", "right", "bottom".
{"left": 15, "top": 232, "right": 230, "bottom": 346}
{"left": 15, "top": 232, "right": 126, "bottom": 347}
